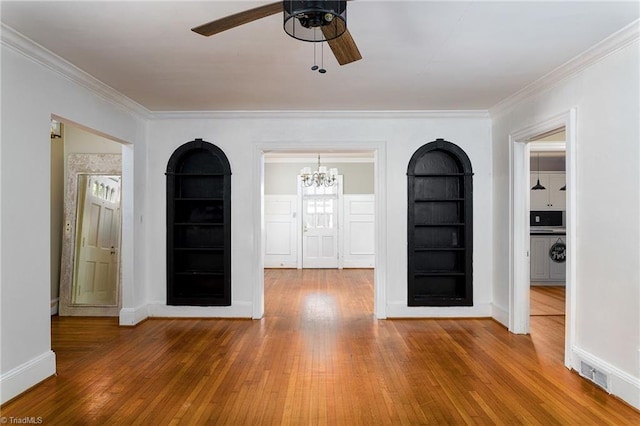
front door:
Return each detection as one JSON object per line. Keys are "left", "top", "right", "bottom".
{"left": 302, "top": 181, "right": 339, "bottom": 268}
{"left": 74, "top": 175, "right": 121, "bottom": 305}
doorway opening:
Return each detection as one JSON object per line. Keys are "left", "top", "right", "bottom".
{"left": 509, "top": 110, "right": 576, "bottom": 368}
{"left": 529, "top": 131, "right": 567, "bottom": 363}
{"left": 257, "top": 146, "right": 385, "bottom": 320}
{"left": 51, "top": 119, "right": 128, "bottom": 317}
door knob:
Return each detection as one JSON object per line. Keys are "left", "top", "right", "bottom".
{"left": 110, "top": 246, "right": 116, "bottom": 255}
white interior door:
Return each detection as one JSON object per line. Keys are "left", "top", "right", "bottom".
{"left": 264, "top": 195, "right": 298, "bottom": 268}
{"left": 74, "top": 175, "right": 121, "bottom": 305}
{"left": 302, "top": 182, "right": 339, "bottom": 268}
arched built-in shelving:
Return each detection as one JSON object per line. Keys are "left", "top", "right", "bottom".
{"left": 166, "top": 139, "right": 231, "bottom": 306}
{"left": 407, "top": 139, "right": 473, "bottom": 306}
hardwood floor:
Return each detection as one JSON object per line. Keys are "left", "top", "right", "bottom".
{"left": 530, "top": 285, "right": 565, "bottom": 316}
{"left": 2, "top": 270, "right": 638, "bottom": 424}
{"left": 529, "top": 286, "right": 566, "bottom": 366}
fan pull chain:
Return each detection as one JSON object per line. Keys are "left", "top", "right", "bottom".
{"left": 311, "top": 38, "right": 319, "bottom": 71}
{"left": 310, "top": 27, "right": 326, "bottom": 74}
{"left": 319, "top": 42, "right": 326, "bottom": 74}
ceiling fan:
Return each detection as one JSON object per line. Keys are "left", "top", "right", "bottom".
{"left": 191, "top": 1, "right": 362, "bottom": 66}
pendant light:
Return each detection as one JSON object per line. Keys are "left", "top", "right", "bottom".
{"left": 531, "top": 153, "right": 546, "bottom": 190}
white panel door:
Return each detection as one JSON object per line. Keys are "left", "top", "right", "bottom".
{"left": 302, "top": 184, "right": 339, "bottom": 268}
{"left": 343, "top": 194, "right": 375, "bottom": 268}
{"left": 74, "top": 175, "right": 121, "bottom": 305}
{"left": 264, "top": 195, "right": 297, "bottom": 268}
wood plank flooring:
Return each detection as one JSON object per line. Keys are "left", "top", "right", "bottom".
{"left": 2, "top": 270, "right": 638, "bottom": 424}
{"left": 530, "top": 286, "right": 565, "bottom": 316}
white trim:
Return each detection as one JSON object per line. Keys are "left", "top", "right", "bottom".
{"left": 152, "top": 110, "right": 490, "bottom": 120}
{"left": 0, "top": 24, "right": 151, "bottom": 119}
{"left": 509, "top": 109, "right": 577, "bottom": 369}
{"left": 491, "top": 303, "right": 509, "bottom": 327}
{"left": 508, "top": 139, "right": 531, "bottom": 334}
{"left": 254, "top": 149, "right": 266, "bottom": 319}
{"left": 572, "top": 347, "right": 640, "bottom": 410}
{"left": 119, "top": 304, "right": 149, "bottom": 326}
{"left": 491, "top": 19, "right": 640, "bottom": 117}
{"left": 255, "top": 141, "right": 387, "bottom": 319}
{"left": 338, "top": 175, "right": 344, "bottom": 269}
{"left": 50, "top": 297, "right": 59, "bottom": 316}
{"left": 373, "top": 147, "right": 387, "bottom": 319}
{"left": 0, "top": 351, "right": 56, "bottom": 404}
{"left": 264, "top": 262, "right": 298, "bottom": 269}
{"left": 146, "top": 302, "right": 253, "bottom": 318}
{"left": 296, "top": 176, "right": 303, "bottom": 270}
{"left": 529, "top": 142, "right": 566, "bottom": 152}
{"left": 387, "top": 303, "right": 492, "bottom": 318}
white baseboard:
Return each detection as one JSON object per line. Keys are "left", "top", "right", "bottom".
{"left": 0, "top": 350, "right": 56, "bottom": 404}
{"left": 386, "top": 302, "right": 492, "bottom": 318}
{"left": 491, "top": 303, "right": 509, "bottom": 327}
{"left": 342, "top": 259, "right": 375, "bottom": 268}
{"left": 147, "top": 301, "right": 253, "bottom": 318}
{"left": 50, "top": 298, "right": 59, "bottom": 316}
{"left": 119, "top": 304, "right": 149, "bottom": 326}
{"left": 264, "top": 261, "right": 297, "bottom": 268}
{"left": 572, "top": 347, "right": 640, "bottom": 410}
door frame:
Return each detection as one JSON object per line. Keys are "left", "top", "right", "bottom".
{"left": 509, "top": 109, "right": 577, "bottom": 368}
{"left": 297, "top": 174, "right": 344, "bottom": 269}
{"left": 254, "top": 141, "right": 387, "bottom": 320}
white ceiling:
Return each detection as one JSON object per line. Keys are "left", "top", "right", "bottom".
{"left": 1, "top": 1, "right": 638, "bottom": 112}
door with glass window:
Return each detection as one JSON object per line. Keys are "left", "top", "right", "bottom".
{"left": 74, "top": 175, "right": 121, "bottom": 305}
{"left": 302, "top": 183, "right": 339, "bottom": 268}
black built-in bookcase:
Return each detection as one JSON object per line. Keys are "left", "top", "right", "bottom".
{"left": 407, "top": 139, "right": 473, "bottom": 306}
{"left": 166, "top": 139, "right": 231, "bottom": 306}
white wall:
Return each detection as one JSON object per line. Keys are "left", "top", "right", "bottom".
{"left": 265, "top": 162, "right": 374, "bottom": 194}
{"left": 491, "top": 40, "right": 640, "bottom": 407}
{"left": 146, "top": 113, "right": 492, "bottom": 318}
{"left": 0, "top": 38, "right": 147, "bottom": 402}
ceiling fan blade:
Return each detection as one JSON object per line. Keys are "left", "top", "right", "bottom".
{"left": 322, "top": 22, "right": 362, "bottom": 65}
{"left": 192, "top": 2, "right": 283, "bottom": 37}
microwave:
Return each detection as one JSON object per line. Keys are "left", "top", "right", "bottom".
{"left": 530, "top": 211, "right": 564, "bottom": 227}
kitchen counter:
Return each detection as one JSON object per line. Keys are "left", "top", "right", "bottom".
{"left": 530, "top": 228, "right": 566, "bottom": 236}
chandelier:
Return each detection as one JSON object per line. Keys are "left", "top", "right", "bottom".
{"left": 300, "top": 154, "right": 338, "bottom": 187}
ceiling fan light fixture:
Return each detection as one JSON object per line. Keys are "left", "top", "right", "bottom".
{"left": 284, "top": 1, "right": 347, "bottom": 42}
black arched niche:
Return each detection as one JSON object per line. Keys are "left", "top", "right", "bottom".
{"left": 407, "top": 139, "right": 473, "bottom": 306}
{"left": 166, "top": 139, "right": 231, "bottom": 306}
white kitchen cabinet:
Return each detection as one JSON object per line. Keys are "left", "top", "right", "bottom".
{"left": 530, "top": 172, "right": 566, "bottom": 210}
{"left": 530, "top": 236, "right": 551, "bottom": 281}
{"left": 530, "top": 235, "right": 566, "bottom": 283}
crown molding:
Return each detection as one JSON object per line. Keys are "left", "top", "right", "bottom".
{"left": 1, "top": 24, "right": 152, "bottom": 119}
{"left": 490, "top": 19, "right": 640, "bottom": 118}
{"left": 150, "top": 110, "right": 490, "bottom": 120}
